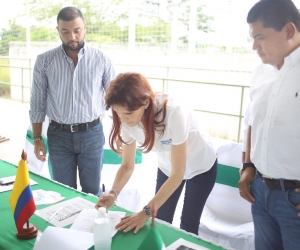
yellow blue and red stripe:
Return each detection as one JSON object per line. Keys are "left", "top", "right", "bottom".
{"left": 9, "top": 159, "right": 36, "bottom": 233}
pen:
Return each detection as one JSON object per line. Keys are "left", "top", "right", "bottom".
{"left": 47, "top": 207, "right": 63, "bottom": 223}
{"left": 0, "top": 182, "right": 14, "bottom": 186}
{"left": 0, "top": 180, "right": 14, "bottom": 185}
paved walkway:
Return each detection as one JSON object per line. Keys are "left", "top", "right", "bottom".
{"left": 0, "top": 98, "right": 30, "bottom": 165}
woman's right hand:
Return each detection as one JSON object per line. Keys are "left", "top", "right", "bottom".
{"left": 95, "top": 194, "right": 116, "bottom": 210}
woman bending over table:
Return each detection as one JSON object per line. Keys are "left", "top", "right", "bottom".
{"left": 95, "top": 72, "right": 217, "bottom": 235}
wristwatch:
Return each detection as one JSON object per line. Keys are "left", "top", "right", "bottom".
{"left": 33, "top": 136, "right": 43, "bottom": 142}
{"left": 143, "top": 205, "right": 151, "bottom": 217}
{"left": 242, "top": 162, "right": 256, "bottom": 171}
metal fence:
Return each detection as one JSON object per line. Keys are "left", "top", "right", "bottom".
{"left": 0, "top": 58, "right": 250, "bottom": 142}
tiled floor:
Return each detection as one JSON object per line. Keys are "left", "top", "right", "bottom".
{"left": 0, "top": 98, "right": 30, "bottom": 165}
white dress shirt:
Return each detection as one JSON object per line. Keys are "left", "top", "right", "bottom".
{"left": 249, "top": 46, "right": 300, "bottom": 180}
{"left": 242, "top": 102, "right": 251, "bottom": 153}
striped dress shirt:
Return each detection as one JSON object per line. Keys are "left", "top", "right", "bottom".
{"left": 29, "top": 43, "right": 115, "bottom": 124}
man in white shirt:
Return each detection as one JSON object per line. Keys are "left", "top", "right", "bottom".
{"left": 238, "top": 0, "right": 300, "bottom": 249}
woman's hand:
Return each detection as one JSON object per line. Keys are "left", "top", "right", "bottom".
{"left": 115, "top": 211, "right": 149, "bottom": 234}
{"left": 95, "top": 194, "right": 116, "bottom": 210}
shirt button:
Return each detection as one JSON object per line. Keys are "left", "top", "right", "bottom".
{"left": 74, "top": 74, "right": 76, "bottom": 76}
{"left": 262, "top": 158, "right": 265, "bottom": 161}
{"left": 272, "top": 94, "right": 275, "bottom": 98}
{"left": 75, "top": 114, "right": 77, "bottom": 117}
{"left": 75, "top": 87, "right": 76, "bottom": 90}
{"left": 264, "top": 138, "right": 266, "bottom": 140}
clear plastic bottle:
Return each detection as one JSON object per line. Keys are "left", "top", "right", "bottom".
{"left": 94, "top": 207, "right": 112, "bottom": 250}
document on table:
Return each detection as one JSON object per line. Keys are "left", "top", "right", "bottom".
{"left": 166, "top": 238, "right": 209, "bottom": 250}
{"left": 0, "top": 176, "right": 37, "bottom": 193}
{"left": 33, "top": 226, "right": 94, "bottom": 250}
{"left": 70, "top": 208, "right": 126, "bottom": 237}
{"left": 35, "top": 197, "right": 95, "bottom": 227}
{"left": 33, "top": 189, "right": 65, "bottom": 205}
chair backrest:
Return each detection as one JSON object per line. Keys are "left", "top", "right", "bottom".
{"left": 199, "top": 141, "right": 255, "bottom": 250}
{"left": 204, "top": 141, "right": 252, "bottom": 226}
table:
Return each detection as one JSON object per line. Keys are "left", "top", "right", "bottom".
{"left": 0, "top": 160, "right": 223, "bottom": 250}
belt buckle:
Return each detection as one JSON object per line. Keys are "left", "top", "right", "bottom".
{"left": 70, "top": 124, "right": 78, "bottom": 132}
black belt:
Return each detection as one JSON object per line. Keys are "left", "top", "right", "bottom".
{"left": 49, "top": 117, "right": 101, "bottom": 132}
{"left": 257, "top": 171, "right": 300, "bottom": 190}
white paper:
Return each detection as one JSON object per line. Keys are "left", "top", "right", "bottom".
{"left": 0, "top": 176, "right": 37, "bottom": 193}
{"left": 70, "top": 208, "right": 126, "bottom": 237}
{"left": 33, "top": 226, "right": 94, "bottom": 250}
{"left": 33, "top": 189, "right": 65, "bottom": 205}
{"left": 35, "top": 197, "right": 95, "bottom": 227}
{"left": 166, "top": 238, "right": 209, "bottom": 250}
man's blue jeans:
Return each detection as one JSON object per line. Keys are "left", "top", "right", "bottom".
{"left": 155, "top": 159, "right": 217, "bottom": 235}
{"left": 251, "top": 172, "right": 300, "bottom": 250}
{"left": 47, "top": 122, "right": 104, "bottom": 196}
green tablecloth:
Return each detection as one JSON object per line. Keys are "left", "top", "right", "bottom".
{"left": 0, "top": 160, "right": 223, "bottom": 250}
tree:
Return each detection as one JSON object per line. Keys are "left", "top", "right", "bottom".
{"left": 26, "top": 0, "right": 130, "bottom": 43}
{"left": 135, "top": 20, "right": 171, "bottom": 43}
{"left": 166, "top": 0, "right": 214, "bottom": 44}
{"left": 0, "top": 23, "right": 26, "bottom": 55}
{"left": 178, "top": 0, "right": 213, "bottom": 33}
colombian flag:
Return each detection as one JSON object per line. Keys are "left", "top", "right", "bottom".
{"left": 9, "top": 159, "right": 36, "bottom": 233}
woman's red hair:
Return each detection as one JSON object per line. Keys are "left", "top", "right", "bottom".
{"left": 105, "top": 72, "right": 167, "bottom": 153}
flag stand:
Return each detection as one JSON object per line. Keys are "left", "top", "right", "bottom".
{"left": 17, "top": 220, "right": 38, "bottom": 239}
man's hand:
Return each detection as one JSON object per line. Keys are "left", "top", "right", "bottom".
{"left": 238, "top": 167, "right": 256, "bottom": 205}
{"left": 34, "top": 141, "right": 46, "bottom": 162}
{"left": 239, "top": 164, "right": 244, "bottom": 177}
{"left": 115, "top": 211, "right": 149, "bottom": 234}
{"left": 296, "top": 188, "right": 300, "bottom": 216}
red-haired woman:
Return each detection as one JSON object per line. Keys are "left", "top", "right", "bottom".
{"left": 95, "top": 72, "right": 217, "bottom": 235}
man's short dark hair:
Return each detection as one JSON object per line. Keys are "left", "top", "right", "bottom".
{"left": 247, "top": 0, "right": 300, "bottom": 32}
{"left": 57, "top": 7, "right": 85, "bottom": 24}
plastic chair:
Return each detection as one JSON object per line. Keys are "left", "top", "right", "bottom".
{"left": 198, "top": 142, "right": 254, "bottom": 250}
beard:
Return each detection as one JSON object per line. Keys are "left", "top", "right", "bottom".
{"left": 62, "top": 39, "right": 85, "bottom": 51}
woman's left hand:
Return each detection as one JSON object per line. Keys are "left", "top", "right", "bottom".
{"left": 116, "top": 211, "right": 149, "bottom": 234}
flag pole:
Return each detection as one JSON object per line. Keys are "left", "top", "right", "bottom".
{"left": 15, "top": 150, "right": 38, "bottom": 239}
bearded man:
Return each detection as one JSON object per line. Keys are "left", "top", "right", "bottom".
{"left": 30, "top": 6, "right": 115, "bottom": 196}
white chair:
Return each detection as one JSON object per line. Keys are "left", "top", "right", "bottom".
{"left": 198, "top": 142, "right": 254, "bottom": 250}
